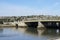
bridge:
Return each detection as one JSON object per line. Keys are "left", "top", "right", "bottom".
{"left": 24, "top": 20, "right": 60, "bottom": 29}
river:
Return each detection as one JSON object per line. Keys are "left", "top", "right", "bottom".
{"left": 0, "top": 27, "right": 60, "bottom": 40}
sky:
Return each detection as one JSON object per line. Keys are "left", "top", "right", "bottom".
{"left": 0, "top": 0, "right": 60, "bottom": 16}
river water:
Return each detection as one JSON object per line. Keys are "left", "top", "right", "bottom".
{"left": 0, "top": 27, "right": 60, "bottom": 40}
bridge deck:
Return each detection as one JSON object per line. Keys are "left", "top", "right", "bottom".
{"left": 24, "top": 20, "right": 60, "bottom": 22}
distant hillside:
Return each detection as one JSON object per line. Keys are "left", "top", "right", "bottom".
{"left": 0, "top": 15, "right": 60, "bottom": 22}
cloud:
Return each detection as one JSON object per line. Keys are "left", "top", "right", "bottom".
{"left": 53, "top": 2, "right": 60, "bottom": 7}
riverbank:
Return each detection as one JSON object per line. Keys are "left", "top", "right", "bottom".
{"left": 0, "top": 24, "right": 27, "bottom": 28}
{"left": 0, "top": 21, "right": 27, "bottom": 28}
{"left": 0, "top": 24, "right": 15, "bottom": 27}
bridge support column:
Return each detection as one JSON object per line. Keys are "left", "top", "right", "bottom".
{"left": 37, "top": 22, "right": 45, "bottom": 29}
{"left": 58, "top": 22, "right": 60, "bottom": 28}
{"left": 56, "top": 22, "right": 58, "bottom": 26}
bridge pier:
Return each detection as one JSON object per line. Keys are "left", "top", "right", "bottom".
{"left": 38, "top": 22, "right": 45, "bottom": 29}
{"left": 58, "top": 22, "right": 60, "bottom": 28}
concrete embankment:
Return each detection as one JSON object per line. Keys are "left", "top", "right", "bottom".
{"left": 2, "top": 22, "right": 27, "bottom": 28}
{"left": 17, "top": 21, "right": 27, "bottom": 28}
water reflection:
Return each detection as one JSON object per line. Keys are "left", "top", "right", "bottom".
{"left": 25, "top": 28, "right": 60, "bottom": 37}
{"left": 0, "top": 28, "right": 3, "bottom": 35}
{"left": 25, "top": 27, "right": 60, "bottom": 40}
{"left": 0, "top": 28, "right": 3, "bottom": 33}
{"left": 41, "top": 29, "right": 60, "bottom": 36}
{"left": 0, "top": 27, "right": 60, "bottom": 40}
{"left": 25, "top": 28, "right": 38, "bottom": 35}
{"left": 40, "top": 29, "right": 60, "bottom": 40}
